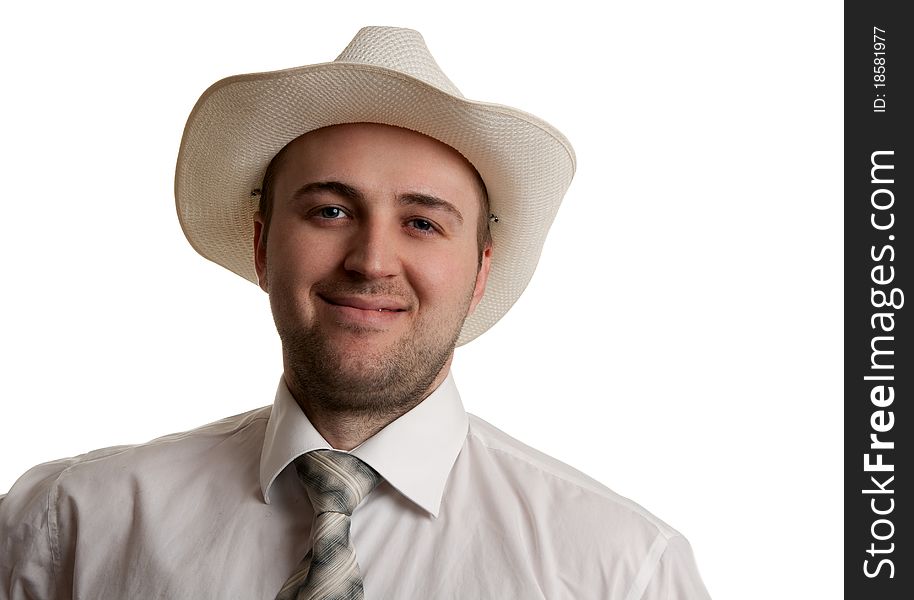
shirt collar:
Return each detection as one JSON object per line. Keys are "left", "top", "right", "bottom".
{"left": 259, "top": 371, "right": 468, "bottom": 518}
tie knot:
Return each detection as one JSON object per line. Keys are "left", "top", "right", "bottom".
{"left": 294, "top": 450, "right": 381, "bottom": 516}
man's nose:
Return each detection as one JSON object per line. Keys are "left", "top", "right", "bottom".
{"left": 343, "top": 220, "right": 400, "bottom": 279}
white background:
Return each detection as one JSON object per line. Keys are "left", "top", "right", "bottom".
{"left": 0, "top": 2, "right": 842, "bottom": 598}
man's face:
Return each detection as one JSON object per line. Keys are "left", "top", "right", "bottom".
{"left": 254, "top": 123, "right": 491, "bottom": 418}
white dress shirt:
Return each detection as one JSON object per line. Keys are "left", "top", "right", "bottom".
{"left": 0, "top": 373, "right": 711, "bottom": 599}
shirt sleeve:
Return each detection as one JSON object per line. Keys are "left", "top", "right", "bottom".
{"left": 0, "top": 460, "right": 72, "bottom": 600}
{"left": 635, "top": 534, "right": 712, "bottom": 600}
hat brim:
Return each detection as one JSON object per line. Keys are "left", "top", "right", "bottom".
{"left": 175, "top": 62, "right": 575, "bottom": 345}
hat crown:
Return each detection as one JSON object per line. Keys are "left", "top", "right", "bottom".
{"left": 334, "top": 26, "right": 463, "bottom": 97}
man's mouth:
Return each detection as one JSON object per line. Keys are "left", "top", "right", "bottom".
{"left": 318, "top": 294, "right": 409, "bottom": 313}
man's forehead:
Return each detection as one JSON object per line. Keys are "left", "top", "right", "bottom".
{"left": 270, "top": 123, "right": 488, "bottom": 201}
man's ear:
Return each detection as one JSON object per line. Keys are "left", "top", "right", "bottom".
{"left": 467, "top": 244, "right": 492, "bottom": 316}
{"left": 253, "top": 213, "right": 269, "bottom": 293}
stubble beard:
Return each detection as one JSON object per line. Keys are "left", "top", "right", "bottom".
{"left": 274, "top": 284, "right": 473, "bottom": 422}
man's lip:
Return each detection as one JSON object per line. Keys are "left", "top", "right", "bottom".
{"left": 318, "top": 294, "right": 409, "bottom": 312}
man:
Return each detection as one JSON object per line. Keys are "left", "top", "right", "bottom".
{"left": 0, "top": 27, "right": 711, "bottom": 599}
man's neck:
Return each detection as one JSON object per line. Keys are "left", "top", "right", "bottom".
{"left": 285, "top": 359, "right": 453, "bottom": 451}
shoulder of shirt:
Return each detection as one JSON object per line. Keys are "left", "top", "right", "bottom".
{"left": 8, "top": 406, "right": 273, "bottom": 493}
{"left": 464, "top": 412, "right": 682, "bottom": 542}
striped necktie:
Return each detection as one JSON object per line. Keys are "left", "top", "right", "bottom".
{"left": 276, "top": 450, "right": 382, "bottom": 600}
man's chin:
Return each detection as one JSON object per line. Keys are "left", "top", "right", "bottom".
{"left": 322, "top": 330, "right": 403, "bottom": 363}
{"left": 333, "top": 354, "right": 398, "bottom": 385}
{"left": 279, "top": 317, "right": 461, "bottom": 416}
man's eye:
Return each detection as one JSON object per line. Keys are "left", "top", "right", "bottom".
{"left": 409, "top": 218, "right": 435, "bottom": 232}
{"left": 317, "top": 207, "right": 346, "bottom": 219}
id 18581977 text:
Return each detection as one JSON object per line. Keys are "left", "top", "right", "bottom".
{"left": 873, "top": 27, "right": 886, "bottom": 113}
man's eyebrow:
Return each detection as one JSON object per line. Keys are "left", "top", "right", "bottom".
{"left": 399, "top": 193, "right": 464, "bottom": 224}
{"left": 291, "top": 181, "right": 364, "bottom": 202}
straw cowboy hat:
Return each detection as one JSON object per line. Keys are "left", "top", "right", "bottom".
{"left": 175, "top": 26, "right": 575, "bottom": 345}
